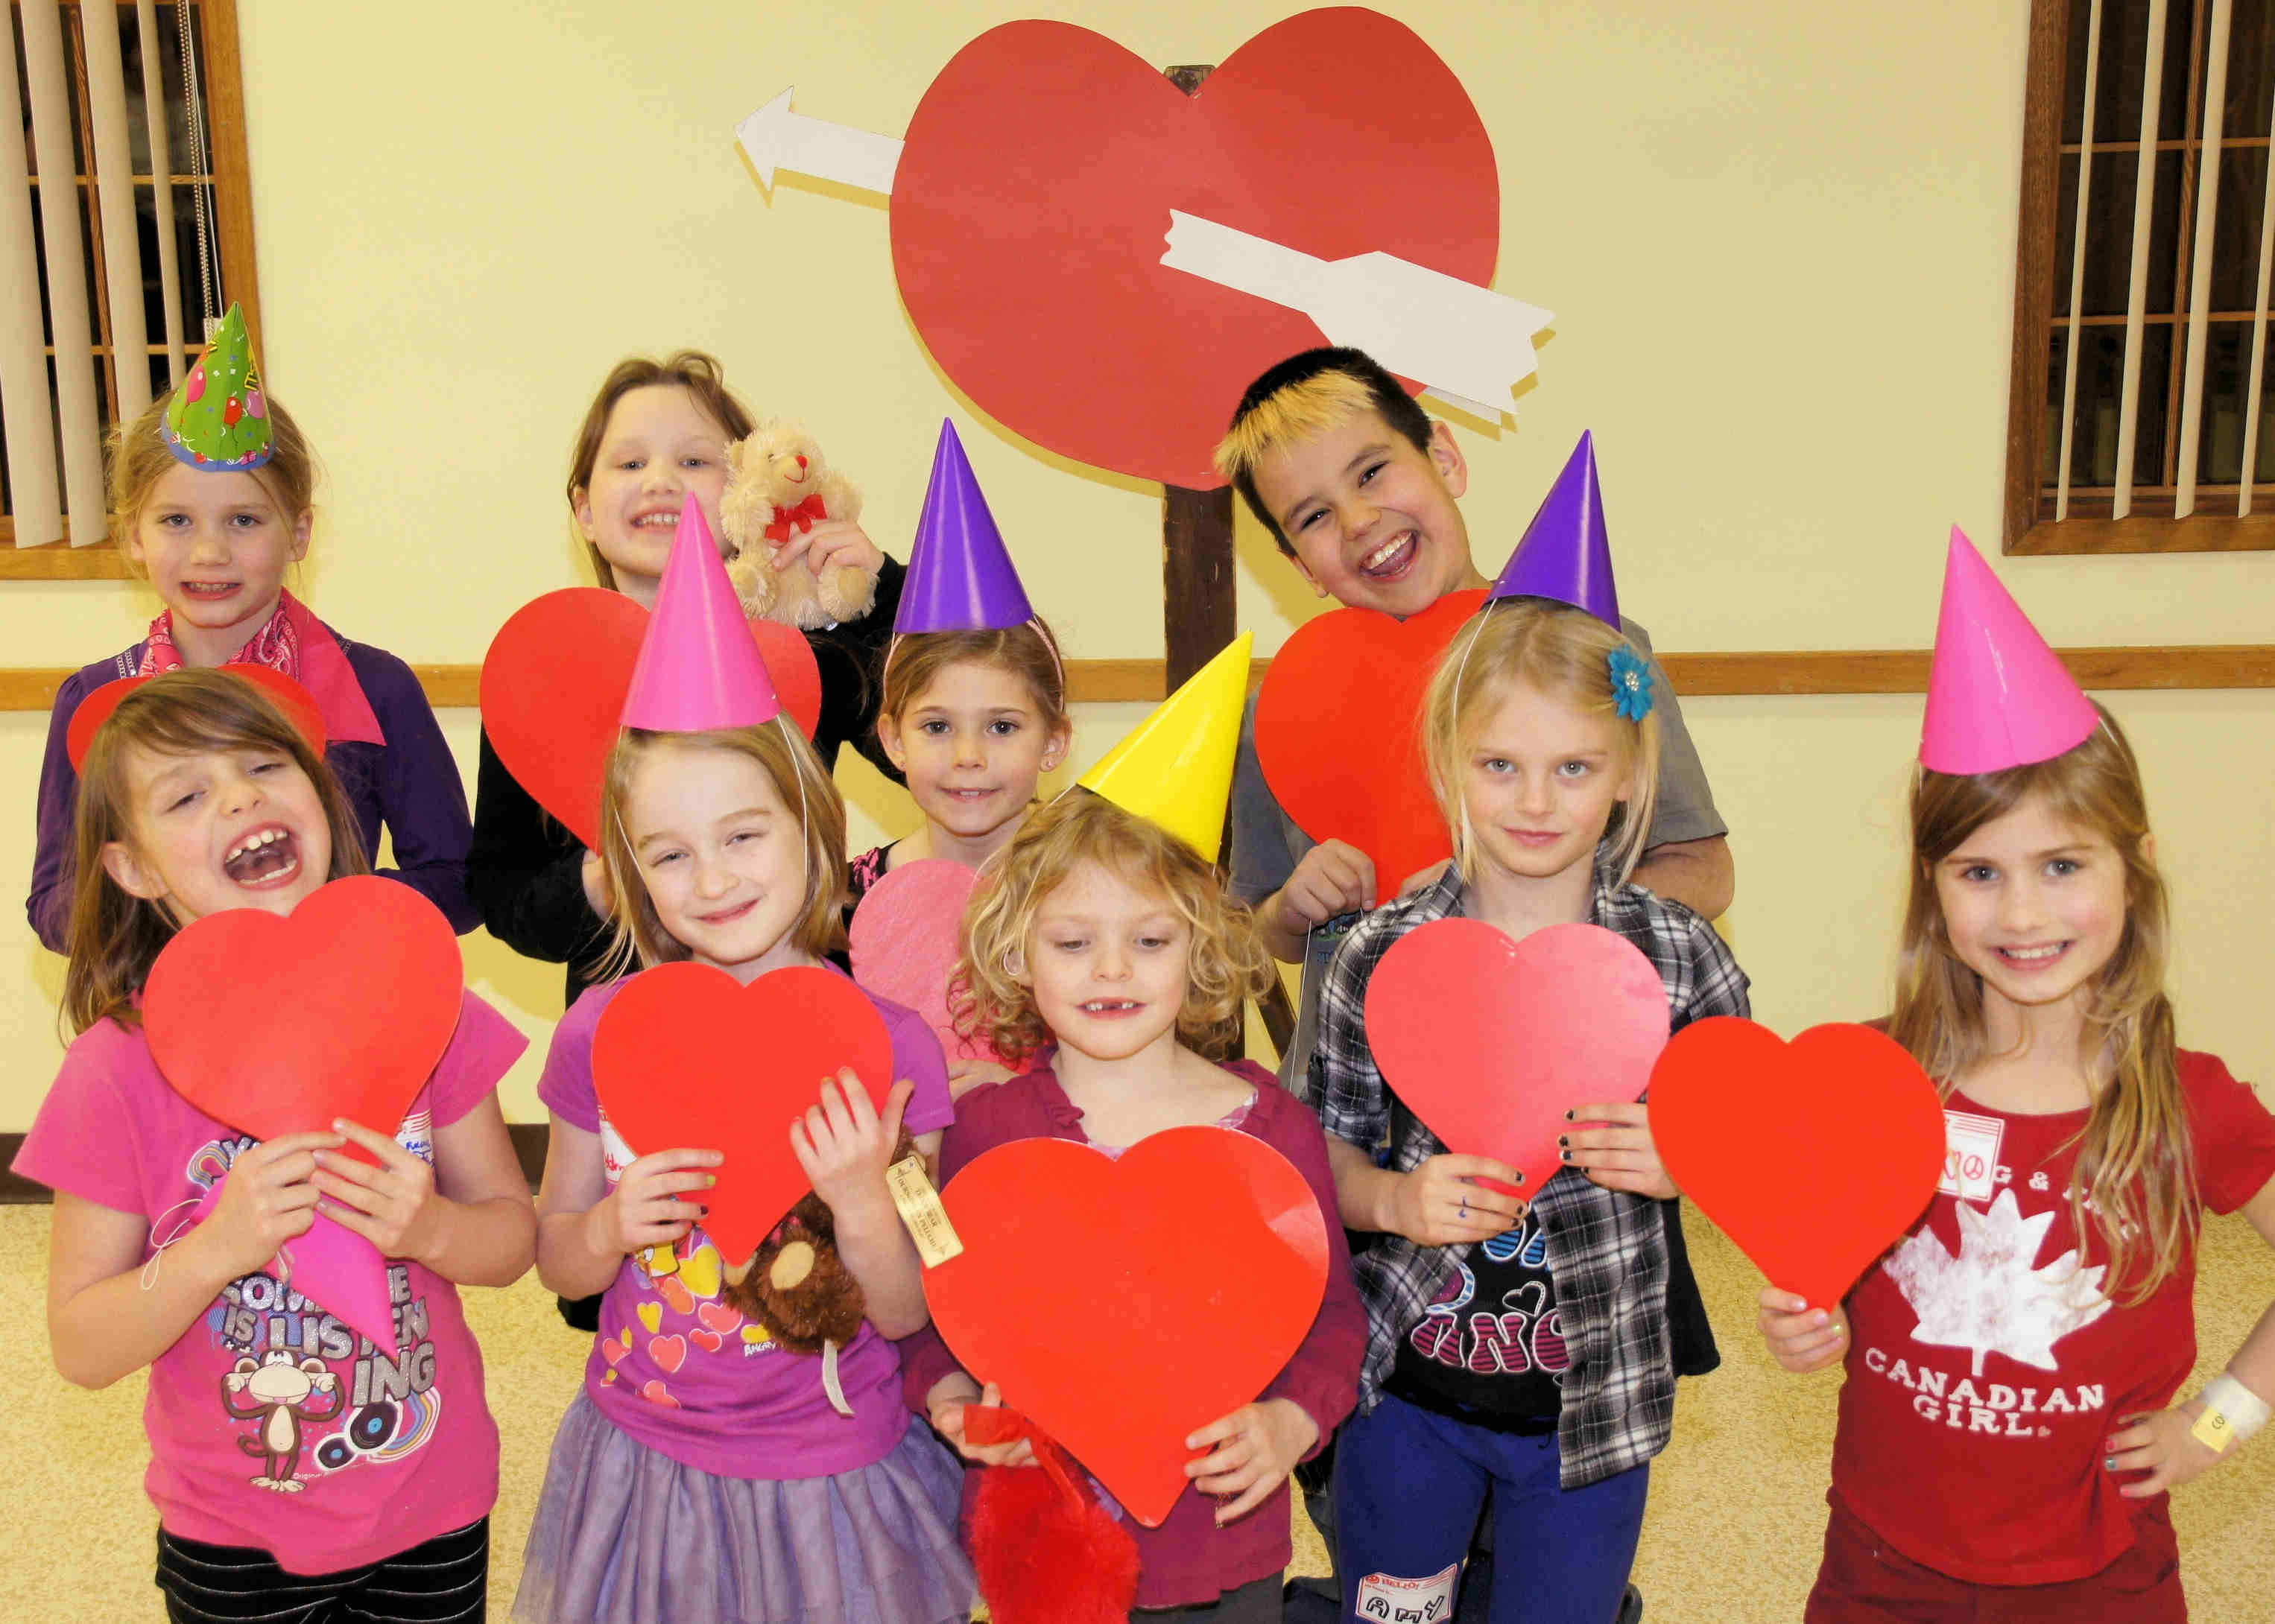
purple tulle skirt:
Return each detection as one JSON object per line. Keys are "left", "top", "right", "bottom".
{"left": 513, "top": 1394, "right": 975, "bottom": 1624}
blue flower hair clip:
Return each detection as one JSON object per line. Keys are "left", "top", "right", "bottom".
{"left": 1608, "top": 644, "right": 1655, "bottom": 721}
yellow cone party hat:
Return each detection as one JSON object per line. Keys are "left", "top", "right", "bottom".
{"left": 1078, "top": 633, "right": 1252, "bottom": 855}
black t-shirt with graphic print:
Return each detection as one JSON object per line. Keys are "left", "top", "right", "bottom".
{"left": 1385, "top": 1208, "right": 1568, "bottom": 1430}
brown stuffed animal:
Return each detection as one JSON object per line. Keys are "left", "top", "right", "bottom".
{"left": 718, "top": 417, "right": 878, "bottom": 630}
{"left": 721, "top": 1130, "right": 919, "bottom": 1356}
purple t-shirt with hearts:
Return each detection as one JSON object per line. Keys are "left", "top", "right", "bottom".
{"left": 539, "top": 966, "right": 953, "bottom": 1479}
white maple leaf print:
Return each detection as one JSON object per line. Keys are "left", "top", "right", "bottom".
{"left": 1883, "top": 1189, "right": 2112, "bottom": 1377}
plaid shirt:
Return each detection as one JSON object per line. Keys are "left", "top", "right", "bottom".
{"left": 1309, "top": 860, "right": 1750, "bottom": 1488}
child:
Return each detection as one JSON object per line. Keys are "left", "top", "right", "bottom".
{"left": 470, "top": 350, "right": 909, "bottom": 1011}
{"left": 513, "top": 513, "right": 971, "bottom": 1624}
{"left": 1212, "top": 350, "right": 1732, "bottom": 1091}
{"left": 12, "top": 667, "right": 535, "bottom": 1620}
{"left": 851, "top": 422, "right": 1071, "bottom": 1093}
{"left": 1759, "top": 532, "right": 2275, "bottom": 1622}
{"left": 27, "top": 306, "right": 475, "bottom": 952}
{"left": 1307, "top": 491, "right": 1747, "bottom": 1624}
{"left": 902, "top": 787, "right": 1367, "bottom": 1621}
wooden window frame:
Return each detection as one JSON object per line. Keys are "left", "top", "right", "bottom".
{"left": 1, "top": 0, "right": 256, "bottom": 576}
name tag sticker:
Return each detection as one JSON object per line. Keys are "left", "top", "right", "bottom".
{"left": 1355, "top": 1564, "right": 1459, "bottom": 1623}
{"left": 1940, "top": 1109, "right": 2004, "bottom": 1204}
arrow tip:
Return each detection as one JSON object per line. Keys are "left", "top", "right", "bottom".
{"left": 733, "top": 86, "right": 797, "bottom": 191}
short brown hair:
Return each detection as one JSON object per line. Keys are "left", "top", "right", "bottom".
{"left": 110, "top": 386, "right": 318, "bottom": 540}
{"left": 596, "top": 723, "right": 847, "bottom": 972}
{"left": 63, "top": 669, "right": 368, "bottom": 1036}
{"left": 879, "top": 621, "right": 1069, "bottom": 739}
{"left": 566, "top": 352, "right": 757, "bottom": 588}
{"left": 952, "top": 792, "right": 1274, "bottom": 1063}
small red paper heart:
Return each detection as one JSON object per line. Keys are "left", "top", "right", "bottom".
{"left": 1255, "top": 592, "right": 1483, "bottom": 906}
{"left": 592, "top": 962, "right": 895, "bottom": 1269}
{"left": 1364, "top": 919, "right": 1671, "bottom": 1197}
{"left": 648, "top": 1333, "right": 688, "bottom": 1374}
{"left": 1649, "top": 1019, "right": 1947, "bottom": 1308}
{"left": 639, "top": 1380, "right": 680, "bottom": 1408}
{"left": 925, "top": 1126, "right": 1329, "bottom": 1526}
{"left": 849, "top": 860, "right": 1006, "bottom": 1065}
{"left": 891, "top": 10, "right": 1499, "bottom": 489}
{"left": 481, "top": 587, "right": 826, "bottom": 850}
{"left": 689, "top": 1328, "right": 724, "bottom": 1354}
{"left": 68, "top": 666, "right": 329, "bottom": 773}
{"left": 697, "top": 1301, "right": 742, "bottom": 1334}
{"left": 143, "top": 877, "right": 463, "bottom": 1167}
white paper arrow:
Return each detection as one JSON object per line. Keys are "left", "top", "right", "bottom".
{"left": 735, "top": 88, "right": 902, "bottom": 195}
{"left": 1160, "top": 210, "right": 1552, "bottom": 418}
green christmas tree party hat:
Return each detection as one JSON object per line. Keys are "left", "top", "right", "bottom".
{"left": 162, "top": 305, "right": 272, "bottom": 470}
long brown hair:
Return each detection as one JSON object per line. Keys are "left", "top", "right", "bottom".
{"left": 566, "top": 352, "right": 756, "bottom": 589}
{"left": 63, "top": 670, "right": 367, "bottom": 1036}
{"left": 595, "top": 722, "right": 847, "bottom": 974}
{"left": 1890, "top": 705, "right": 2192, "bottom": 1303}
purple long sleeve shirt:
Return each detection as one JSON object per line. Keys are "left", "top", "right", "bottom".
{"left": 28, "top": 632, "right": 477, "bottom": 950}
{"left": 897, "top": 1058, "right": 1366, "bottom": 1609}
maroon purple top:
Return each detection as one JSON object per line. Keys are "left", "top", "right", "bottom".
{"left": 896, "top": 1059, "right": 1365, "bottom": 1608}
{"left": 28, "top": 631, "right": 477, "bottom": 951}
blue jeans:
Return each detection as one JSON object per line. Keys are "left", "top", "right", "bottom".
{"left": 1333, "top": 1395, "right": 1648, "bottom": 1624}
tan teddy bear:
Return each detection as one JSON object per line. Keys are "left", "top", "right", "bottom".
{"left": 718, "top": 417, "right": 879, "bottom": 629}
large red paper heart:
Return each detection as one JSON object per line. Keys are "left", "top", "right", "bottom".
{"left": 1255, "top": 591, "right": 1483, "bottom": 907}
{"left": 925, "top": 1127, "right": 1329, "bottom": 1526}
{"left": 1364, "top": 919, "right": 1670, "bottom": 1198}
{"left": 891, "top": 10, "right": 1499, "bottom": 489}
{"left": 592, "top": 962, "right": 894, "bottom": 1268}
{"left": 1649, "top": 1019, "right": 1946, "bottom": 1308}
{"left": 67, "top": 666, "right": 327, "bottom": 772}
{"left": 481, "top": 587, "right": 826, "bottom": 851}
{"left": 144, "top": 876, "right": 464, "bottom": 1167}
{"left": 848, "top": 859, "right": 1007, "bottom": 1065}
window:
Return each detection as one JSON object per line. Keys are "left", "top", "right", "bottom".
{"left": 2007, "top": 0, "right": 2275, "bottom": 552}
{"left": 0, "top": 0, "right": 257, "bottom": 575}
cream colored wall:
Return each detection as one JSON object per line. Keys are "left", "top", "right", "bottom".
{"left": 5, "top": 0, "right": 2274, "bottom": 1130}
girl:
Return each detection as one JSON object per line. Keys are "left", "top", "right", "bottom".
{"left": 28, "top": 307, "right": 475, "bottom": 952}
{"left": 516, "top": 717, "right": 972, "bottom": 1624}
{"left": 901, "top": 791, "right": 1367, "bottom": 1621}
{"left": 1759, "top": 548, "right": 2275, "bottom": 1621}
{"left": 1308, "top": 598, "right": 1747, "bottom": 1624}
{"left": 12, "top": 668, "right": 534, "bottom": 1622}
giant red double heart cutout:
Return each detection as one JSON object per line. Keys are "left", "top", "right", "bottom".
{"left": 481, "top": 588, "right": 823, "bottom": 851}
{"left": 1649, "top": 1019, "right": 1946, "bottom": 1308}
{"left": 891, "top": 10, "right": 1499, "bottom": 489}
{"left": 925, "top": 1126, "right": 1330, "bottom": 1526}
{"left": 1364, "top": 919, "right": 1671, "bottom": 1198}
{"left": 592, "top": 962, "right": 894, "bottom": 1269}
{"left": 1255, "top": 591, "right": 1483, "bottom": 907}
{"left": 144, "top": 876, "right": 465, "bottom": 1167}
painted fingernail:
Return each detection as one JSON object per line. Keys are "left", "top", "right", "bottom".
{"left": 2104, "top": 1456, "right": 2117, "bottom": 1471}
{"left": 1557, "top": 1135, "right": 1569, "bottom": 1149}
{"left": 706, "top": 1175, "right": 718, "bottom": 1187}
{"left": 1560, "top": 1149, "right": 1573, "bottom": 1163}
{"left": 1563, "top": 1109, "right": 1576, "bottom": 1122}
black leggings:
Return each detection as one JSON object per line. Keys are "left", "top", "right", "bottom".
{"left": 155, "top": 1517, "right": 488, "bottom": 1624}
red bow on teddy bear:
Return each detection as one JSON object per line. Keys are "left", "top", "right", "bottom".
{"left": 762, "top": 493, "right": 831, "bottom": 545}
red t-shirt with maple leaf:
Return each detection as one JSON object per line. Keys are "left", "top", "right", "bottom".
{"left": 1829, "top": 1049, "right": 2275, "bottom": 1585}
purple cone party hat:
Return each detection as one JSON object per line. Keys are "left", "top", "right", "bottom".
{"left": 1489, "top": 431, "right": 1620, "bottom": 629}
{"left": 162, "top": 304, "right": 271, "bottom": 470}
{"left": 893, "top": 419, "right": 1037, "bottom": 634}
{"left": 621, "top": 495, "right": 784, "bottom": 731}
{"left": 1919, "top": 527, "right": 2098, "bottom": 774}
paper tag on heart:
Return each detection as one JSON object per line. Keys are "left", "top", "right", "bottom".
{"left": 481, "top": 587, "right": 826, "bottom": 850}
{"left": 1649, "top": 1018, "right": 1947, "bottom": 1308}
{"left": 848, "top": 858, "right": 1005, "bottom": 1065}
{"left": 144, "top": 877, "right": 465, "bottom": 1167}
{"left": 592, "top": 962, "right": 895, "bottom": 1269}
{"left": 1255, "top": 591, "right": 1483, "bottom": 907}
{"left": 923, "top": 1126, "right": 1329, "bottom": 1527}
{"left": 1364, "top": 918, "right": 1669, "bottom": 1197}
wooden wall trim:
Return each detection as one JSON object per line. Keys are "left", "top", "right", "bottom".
{"left": 3, "top": 648, "right": 2274, "bottom": 715}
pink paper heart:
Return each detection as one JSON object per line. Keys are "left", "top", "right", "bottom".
{"left": 192, "top": 1166, "right": 398, "bottom": 1354}
{"left": 849, "top": 859, "right": 1004, "bottom": 1064}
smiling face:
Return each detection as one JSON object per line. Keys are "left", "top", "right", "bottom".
{"left": 1457, "top": 680, "right": 1634, "bottom": 886}
{"left": 621, "top": 739, "right": 814, "bottom": 980}
{"left": 574, "top": 384, "right": 733, "bottom": 590}
{"left": 1932, "top": 792, "right": 2131, "bottom": 1021}
{"left": 1021, "top": 859, "right": 1191, "bottom": 1065}
{"left": 879, "top": 659, "right": 1069, "bottom": 846}
{"left": 128, "top": 463, "right": 311, "bottom": 661}
{"left": 101, "top": 742, "right": 332, "bottom": 924}
{"left": 1246, "top": 408, "right": 1480, "bottom": 618}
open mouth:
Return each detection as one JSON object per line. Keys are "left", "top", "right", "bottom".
{"left": 1995, "top": 942, "right": 2070, "bottom": 968}
{"left": 180, "top": 580, "right": 241, "bottom": 600}
{"left": 1078, "top": 999, "right": 1145, "bottom": 1018}
{"left": 223, "top": 825, "right": 302, "bottom": 887}
{"left": 630, "top": 510, "right": 680, "bottom": 533}
{"left": 1356, "top": 530, "right": 1418, "bottom": 580}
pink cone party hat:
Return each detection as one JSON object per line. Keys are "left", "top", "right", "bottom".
{"left": 1920, "top": 527, "right": 2098, "bottom": 774}
{"left": 1489, "top": 431, "right": 1620, "bottom": 629}
{"left": 621, "top": 495, "right": 784, "bottom": 731}
{"left": 893, "top": 420, "right": 1037, "bottom": 634}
